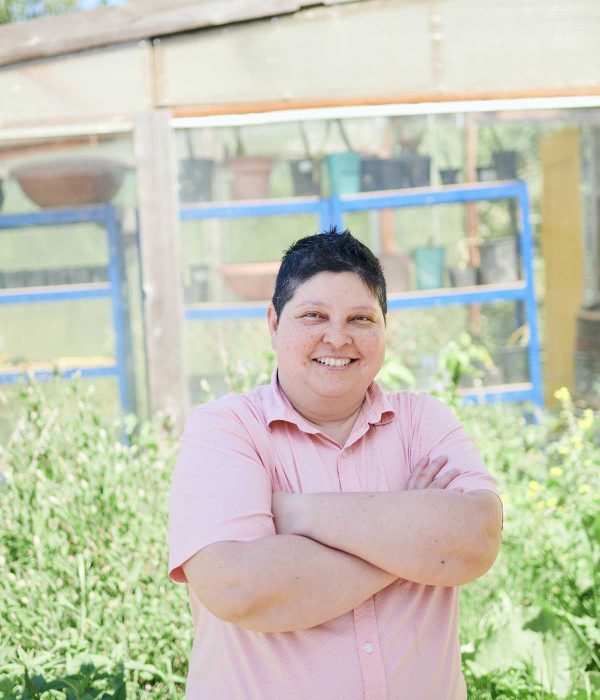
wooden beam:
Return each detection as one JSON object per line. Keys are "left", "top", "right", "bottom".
{"left": 0, "top": 0, "right": 336, "bottom": 67}
{"left": 134, "top": 109, "right": 189, "bottom": 428}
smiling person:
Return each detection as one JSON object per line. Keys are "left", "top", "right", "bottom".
{"left": 168, "top": 227, "right": 503, "bottom": 700}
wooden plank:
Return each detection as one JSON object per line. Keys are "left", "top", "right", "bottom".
{"left": 0, "top": 0, "right": 332, "bottom": 67}
{"left": 540, "top": 127, "right": 584, "bottom": 407}
{"left": 134, "top": 109, "right": 189, "bottom": 428}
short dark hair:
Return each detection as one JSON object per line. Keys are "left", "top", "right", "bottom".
{"left": 272, "top": 226, "right": 387, "bottom": 318}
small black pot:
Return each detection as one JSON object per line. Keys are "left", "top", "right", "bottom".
{"left": 439, "top": 168, "right": 460, "bottom": 185}
{"left": 492, "top": 150, "right": 518, "bottom": 180}
{"left": 179, "top": 158, "right": 214, "bottom": 203}
{"left": 290, "top": 159, "right": 320, "bottom": 196}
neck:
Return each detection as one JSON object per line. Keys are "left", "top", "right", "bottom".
{"left": 278, "top": 376, "right": 365, "bottom": 445}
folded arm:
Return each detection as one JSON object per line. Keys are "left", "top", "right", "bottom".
{"left": 184, "top": 534, "right": 397, "bottom": 634}
{"left": 273, "top": 488, "right": 503, "bottom": 587}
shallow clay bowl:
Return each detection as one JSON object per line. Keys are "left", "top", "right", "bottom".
{"left": 11, "top": 157, "right": 128, "bottom": 207}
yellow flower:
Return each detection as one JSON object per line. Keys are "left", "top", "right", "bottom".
{"left": 549, "top": 467, "right": 563, "bottom": 477}
{"left": 558, "top": 446, "right": 569, "bottom": 455}
{"left": 500, "top": 492, "right": 510, "bottom": 503}
{"left": 570, "top": 435, "right": 583, "bottom": 448}
{"left": 526, "top": 490, "right": 535, "bottom": 499}
{"left": 528, "top": 480, "right": 540, "bottom": 491}
{"left": 579, "top": 484, "right": 590, "bottom": 495}
{"left": 578, "top": 411, "right": 594, "bottom": 431}
{"left": 546, "top": 497, "right": 558, "bottom": 508}
{"left": 554, "top": 387, "right": 571, "bottom": 403}
{"left": 533, "top": 501, "right": 545, "bottom": 512}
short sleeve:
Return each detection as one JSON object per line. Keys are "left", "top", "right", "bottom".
{"left": 168, "top": 401, "right": 276, "bottom": 583}
{"left": 409, "top": 392, "right": 501, "bottom": 502}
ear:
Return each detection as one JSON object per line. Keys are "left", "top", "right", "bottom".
{"left": 267, "top": 304, "right": 279, "bottom": 350}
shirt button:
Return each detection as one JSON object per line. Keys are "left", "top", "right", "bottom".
{"left": 363, "top": 642, "right": 374, "bottom": 653}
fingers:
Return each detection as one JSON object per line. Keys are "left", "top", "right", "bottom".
{"left": 406, "top": 455, "right": 451, "bottom": 490}
{"left": 430, "top": 467, "right": 460, "bottom": 489}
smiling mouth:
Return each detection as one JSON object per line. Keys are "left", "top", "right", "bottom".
{"left": 313, "top": 357, "right": 357, "bottom": 368}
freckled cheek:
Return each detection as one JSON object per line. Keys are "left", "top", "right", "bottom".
{"left": 278, "top": 331, "right": 317, "bottom": 359}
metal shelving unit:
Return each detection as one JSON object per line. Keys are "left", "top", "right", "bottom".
{"left": 181, "top": 196, "right": 330, "bottom": 321}
{"left": 180, "top": 180, "right": 543, "bottom": 408}
{"left": 0, "top": 204, "right": 130, "bottom": 413}
{"left": 333, "top": 181, "right": 543, "bottom": 408}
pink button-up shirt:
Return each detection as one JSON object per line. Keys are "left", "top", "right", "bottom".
{"left": 168, "top": 372, "right": 500, "bottom": 699}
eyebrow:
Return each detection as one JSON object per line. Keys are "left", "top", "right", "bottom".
{"left": 295, "top": 301, "right": 379, "bottom": 312}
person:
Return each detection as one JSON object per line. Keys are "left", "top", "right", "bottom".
{"left": 168, "top": 226, "right": 503, "bottom": 700}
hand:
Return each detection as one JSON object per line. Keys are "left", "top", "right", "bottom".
{"left": 271, "top": 491, "right": 306, "bottom": 536}
{"left": 406, "top": 455, "right": 459, "bottom": 490}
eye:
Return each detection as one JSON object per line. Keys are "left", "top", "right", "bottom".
{"left": 352, "top": 315, "right": 372, "bottom": 322}
{"left": 302, "top": 312, "right": 323, "bottom": 319}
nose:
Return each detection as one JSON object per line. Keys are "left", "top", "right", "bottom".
{"left": 322, "top": 322, "right": 351, "bottom": 348}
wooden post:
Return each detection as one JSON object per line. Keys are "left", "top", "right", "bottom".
{"left": 134, "top": 109, "right": 189, "bottom": 429}
{"left": 540, "top": 127, "right": 584, "bottom": 406}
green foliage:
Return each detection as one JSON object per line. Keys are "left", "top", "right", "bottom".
{"left": 458, "top": 387, "right": 600, "bottom": 699}
{"left": 0, "top": 379, "right": 190, "bottom": 697}
{"left": 431, "top": 332, "right": 494, "bottom": 409}
{"left": 0, "top": 372, "right": 599, "bottom": 698}
{"left": 0, "top": 661, "right": 125, "bottom": 699}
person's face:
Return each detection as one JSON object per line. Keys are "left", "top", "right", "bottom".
{"left": 267, "top": 271, "right": 386, "bottom": 415}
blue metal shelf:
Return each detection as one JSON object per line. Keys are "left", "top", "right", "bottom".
{"left": 0, "top": 204, "right": 130, "bottom": 413}
{"left": 181, "top": 196, "right": 330, "bottom": 225}
{"left": 180, "top": 181, "right": 543, "bottom": 409}
{"left": 0, "top": 283, "right": 111, "bottom": 305}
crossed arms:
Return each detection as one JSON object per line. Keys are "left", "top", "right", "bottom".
{"left": 182, "top": 456, "right": 503, "bottom": 634}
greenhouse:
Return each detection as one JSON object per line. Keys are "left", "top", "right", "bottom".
{"left": 0, "top": 0, "right": 599, "bottom": 429}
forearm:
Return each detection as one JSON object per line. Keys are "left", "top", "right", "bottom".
{"left": 233, "top": 534, "right": 397, "bottom": 633}
{"left": 294, "top": 490, "right": 496, "bottom": 587}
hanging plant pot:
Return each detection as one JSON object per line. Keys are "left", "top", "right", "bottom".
{"left": 360, "top": 157, "right": 386, "bottom": 192}
{"left": 325, "top": 152, "right": 361, "bottom": 195}
{"left": 179, "top": 158, "right": 214, "bottom": 203}
{"left": 492, "top": 150, "right": 518, "bottom": 180}
{"left": 361, "top": 157, "right": 415, "bottom": 191}
{"left": 404, "top": 154, "right": 431, "bottom": 187}
{"left": 412, "top": 246, "right": 445, "bottom": 290}
{"left": 226, "top": 157, "right": 273, "bottom": 199}
{"left": 479, "top": 236, "right": 519, "bottom": 284}
{"left": 11, "top": 157, "right": 128, "bottom": 207}
{"left": 289, "top": 159, "right": 320, "bottom": 196}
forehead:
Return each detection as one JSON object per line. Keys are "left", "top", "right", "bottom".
{"left": 289, "top": 271, "right": 380, "bottom": 306}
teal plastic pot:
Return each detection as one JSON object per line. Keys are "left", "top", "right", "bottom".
{"left": 326, "top": 152, "right": 361, "bottom": 195}
{"left": 413, "top": 246, "right": 445, "bottom": 290}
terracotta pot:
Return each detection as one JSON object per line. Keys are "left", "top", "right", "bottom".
{"left": 379, "top": 252, "right": 410, "bottom": 292}
{"left": 220, "top": 261, "right": 280, "bottom": 301}
{"left": 11, "top": 157, "right": 128, "bottom": 207}
{"left": 226, "top": 157, "right": 272, "bottom": 199}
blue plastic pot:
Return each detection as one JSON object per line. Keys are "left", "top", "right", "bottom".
{"left": 326, "top": 152, "right": 361, "bottom": 195}
{"left": 413, "top": 246, "right": 445, "bottom": 290}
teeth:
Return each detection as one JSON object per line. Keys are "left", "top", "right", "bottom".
{"left": 316, "top": 357, "right": 353, "bottom": 367}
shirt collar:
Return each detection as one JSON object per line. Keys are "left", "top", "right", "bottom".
{"left": 263, "top": 369, "right": 395, "bottom": 431}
